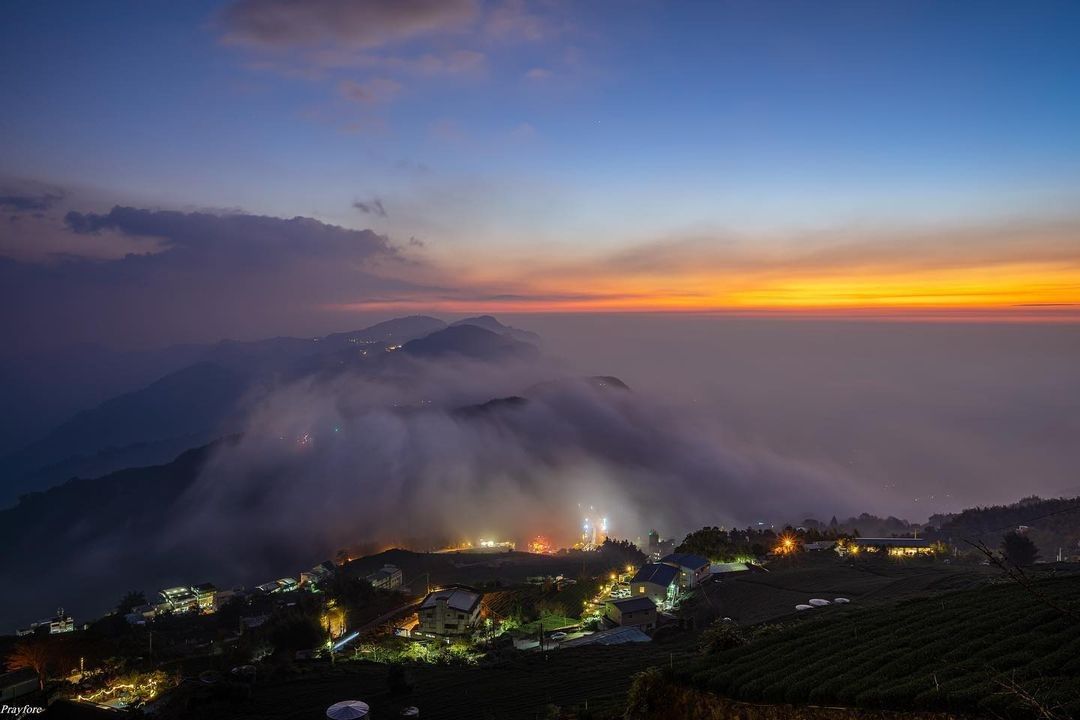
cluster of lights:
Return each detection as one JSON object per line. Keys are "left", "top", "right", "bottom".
{"left": 774, "top": 535, "right": 798, "bottom": 555}
{"left": 76, "top": 673, "right": 165, "bottom": 707}
{"left": 580, "top": 511, "right": 609, "bottom": 549}
{"left": 528, "top": 536, "right": 553, "bottom": 554}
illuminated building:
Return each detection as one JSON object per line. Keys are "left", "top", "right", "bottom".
{"left": 846, "top": 537, "right": 937, "bottom": 557}
{"left": 647, "top": 530, "right": 675, "bottom": 560}
{"left": 478, "top": 538, "right": 515, "bottom": 550}
{"left": 193, "top": 583, "right": 217, "bottom": 612}
{"left": 159, "top": 587, "right": 199, "bottom": 614}
{"left": 630, "top": 563, "right": 680, "bottom": 609}
{"left": 49, "top": 608, "right": 74, "bottom": 634}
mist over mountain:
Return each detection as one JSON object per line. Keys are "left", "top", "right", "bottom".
{"left": 0, "top": 316, "right": 477, "bottom": 506}
{"left": 0, "top": 317, "right": 869, "bottom": 629}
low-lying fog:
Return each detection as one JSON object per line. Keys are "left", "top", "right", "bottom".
{"left": 505, "top": 314, "right": 1080, "bottom": 522}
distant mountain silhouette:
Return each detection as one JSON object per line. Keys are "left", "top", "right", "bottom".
{"left": 402, "top": 324, "right": 540, "bottom": 361}
{"left": 451, "top": 315, "right": 542, "bottom": 345}
{"left": 0, "top": 362, "right": 250, "bottom": 502}
{"left": 0, "top": 315, "right": 491, "bottom": 506}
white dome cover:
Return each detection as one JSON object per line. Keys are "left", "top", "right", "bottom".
{"left": 327, "top": 700, "right": 370, "bottom": 720}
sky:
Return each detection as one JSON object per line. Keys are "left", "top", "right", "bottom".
{"left": 2, "top": 0, "right": 1080, "bottom": 351}
{"left": 3, "top": 4, "right": 1080, "bottom": 616}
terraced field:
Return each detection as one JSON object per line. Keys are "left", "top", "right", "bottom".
{"left": 685, "top": 572, "right": 1080, "bottom": 718}
{"left": 703, "top": 561, "right": 992, "bottom": 625}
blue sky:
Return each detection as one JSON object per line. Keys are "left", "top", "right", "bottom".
{"left": 5, "top": 1, "right": 1079, "bottom": 234}
{"left": 2, "top": 1, "right": 1080, "bottom": 342}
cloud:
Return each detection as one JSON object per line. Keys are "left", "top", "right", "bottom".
{"left": 353, "top": 198, "right": 388, "bottom": 217}
{"left": 524, "top": 67, "right": 552, "bottom": 81}
{"left": 509, "top": 121, "right": 536, "bottom": 140}
{"left": 63, "top": 206, "right": 398, "bottom": 265}
{"left": 219, "top": 0, "right": 479, "bottom": 50}
{"left": 0, "top": 191, "right": 65, "bottom": 214}
{"left": 0, "top": 207, "right": 440, "bottom": 352}
{"left": 219, "top": 0, "right": 576, "bottom": 120}
{"left": 339, "top": 77, "right": 403, "bottom": 104}
{"left": 160, "top": 356, "right": 866, "bottom": 570}
{"left": 448, "top": 218, "right": 1080, "bottom": 312}
{"left": 485, "top": 0, "right": 551, "bottom": 41}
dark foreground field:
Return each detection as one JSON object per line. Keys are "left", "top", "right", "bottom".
{"left": 160, "top": 633, "right": 699, "bottom": 720}
{"left": 701, "top": 559, "right": 994, "bottom": 625}
{"left": 683, "top": 571, "right": 1080, "bottom": 718}
{"left": 153, "top": 562, "right": 1076, "bottom": 720}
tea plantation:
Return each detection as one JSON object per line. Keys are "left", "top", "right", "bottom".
{"left": 684, "top": 572, "right": 1080, "bottom": 718}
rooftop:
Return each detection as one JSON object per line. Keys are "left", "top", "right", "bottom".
{"left": 631, "top": 563, "right": 679, "bottom": 587}
{"left": 609, "top": 597, "right": 657, "bottom": 613}
{"left": 560, "top": 627, "right": 652, "bottom": 648}
{"left": 660, "top": 552, "right": 710, "bottom": 569}
{"left": 420, "top": 587, "right": 482, "bottom": 613}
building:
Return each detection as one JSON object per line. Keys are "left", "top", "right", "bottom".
{"left": 17, "top": 608, "right": 76, "bottom": 636}
{"left": 848, "top": 537, "right": 936, "bottom": 557}
{"left": 256, "top": 578, "right": 299, "bottom": 595}
{"left": 300, "top": 560, "right": 337, "bottom": 588}
{"left": 274, "top": 577, "right": 299, "bottom": 593}
{"left": 805, "top": 540, "right": 836, "bottom": 552}
{"left": 49, "top": 608, "right": 74, "bottom": 634}
{"left": 193, "top": 583, "right": 217, "bottom": 612}
{"left": 709, "top": 561, "right": 752, "bottom": 578}
{"left": 659, "top": 553, "right": 711, "bottom": 589}
{"left": 160, "top": 587, "right": 199, "bottom": 613}
{"left": 605, "top": 597, "right": 658, "bottom": 631}
{"left": 630, "top": 563, "right": 680, "bottom": 608}
{"left": 647, "top": 530, "right": 675, "bottom": 561}
{"left": 1, "top": 668, "right": 39, "bottom": 702}
{"left": 366, "top": 564, "right": 403, "bottom": 591}
{"left": 417, "top": 587, "right": 482, "bottom": 636}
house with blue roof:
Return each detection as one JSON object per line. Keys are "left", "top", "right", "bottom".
{"left": 629, "top": 563, "right": 680, "bottom": 608}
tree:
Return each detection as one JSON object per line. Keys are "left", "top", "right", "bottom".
{"left": 6, "top": 638, "right": 57, "bottom": 689}
{"left": 266, "top": 610, "right": 324, "bottom": 656}
{"left": 699, "top": 619, "right": 747, "bottom": 655}
{"left": 1002, "top": 531, "right": 1039, "bottom": 567}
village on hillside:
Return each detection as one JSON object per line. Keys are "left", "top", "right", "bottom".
{"left": 4, "top": 496, "right": 1080, "bottom": 719}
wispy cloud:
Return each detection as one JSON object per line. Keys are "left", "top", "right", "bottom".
{"left": 219, "top": 0, "right": 479, "bottom": 50}
{"left": 353, "top": 197, "right": 388, "bottom": 218}
{"left": 339, "top": 77, "right": 403, "bottom": 105}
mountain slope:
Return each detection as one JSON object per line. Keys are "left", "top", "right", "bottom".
{"left": 402, "top": 324, "right": 540, "bottom": 361}
{"left": 451, "top": 315, "right": 542, "bottom": 345}
{"left": 0, "top": 316, "right": 458, "bottom": 505}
